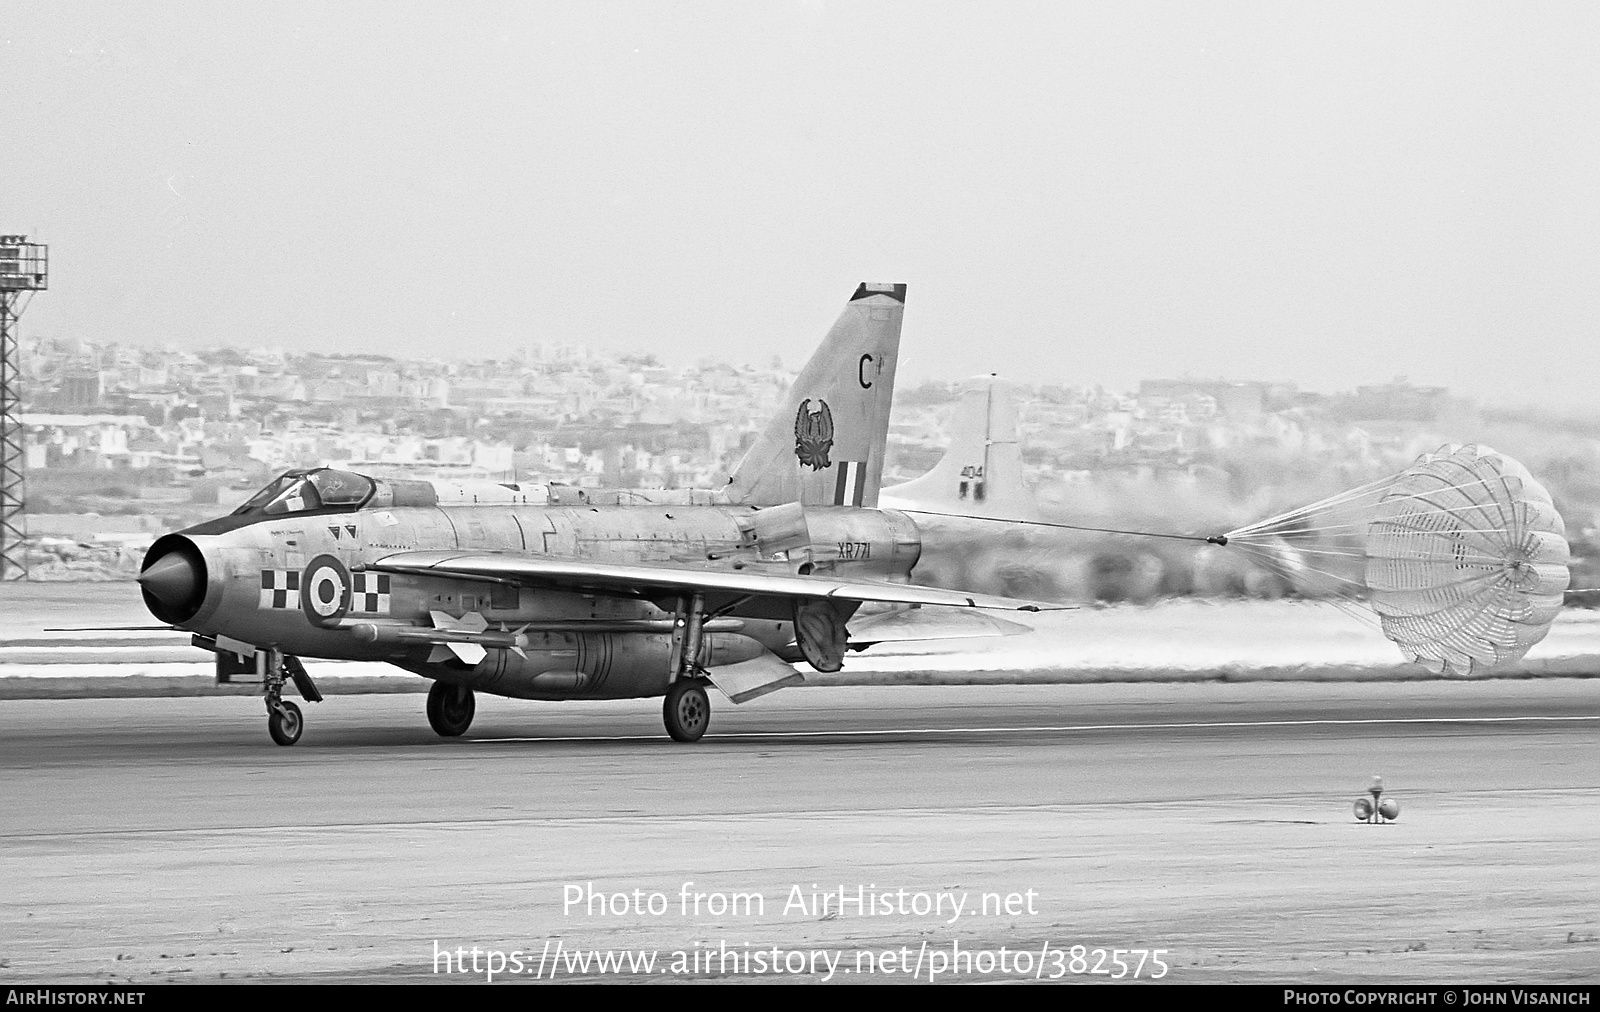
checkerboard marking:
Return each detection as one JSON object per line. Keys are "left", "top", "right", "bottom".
{"left": 259, "top": 570, "right": 301, "bottom": 610}
{"left": 351, "top": 572, "right": 391, "bottom": 615}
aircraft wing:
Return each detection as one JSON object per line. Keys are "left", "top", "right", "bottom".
{"left": 365, "top": 550, "right": 1070, "bottom": 612}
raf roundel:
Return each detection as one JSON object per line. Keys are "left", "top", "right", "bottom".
{"left": 301, "top": 554, "right": 351, "bottom": 627}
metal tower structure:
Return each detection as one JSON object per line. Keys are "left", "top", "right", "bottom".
{"left": 0, "top": 235, "right": 48, "bottom": 581}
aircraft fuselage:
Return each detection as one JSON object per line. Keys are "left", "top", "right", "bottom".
{"left": 143, "top": 500, "right": 923, "bottom": 701}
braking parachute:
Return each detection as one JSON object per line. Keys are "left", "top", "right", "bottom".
{"left": 1221, "top": 445, "right": 1571, "bottom": 675}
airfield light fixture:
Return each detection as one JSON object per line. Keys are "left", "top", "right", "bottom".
{"left": 1353, "top": 775, "right": 1400, "bottom": 824}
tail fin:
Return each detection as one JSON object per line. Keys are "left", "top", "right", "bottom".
{"left": 726, "top": 283, "right": 905, "bottom": 508}
{"left": 880, "top": 375, "right": 1040, "bottom": 521}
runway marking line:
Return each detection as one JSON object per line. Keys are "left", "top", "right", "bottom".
{"left": 469, "top": 713, "right": 1600, "bottom": 744}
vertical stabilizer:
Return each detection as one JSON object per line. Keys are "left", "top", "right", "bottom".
{"left": 880, "top": 375, "right": 1040, "bottom": 521}
{"left": 726, "top": 283, "right": 905, "bottom": 508}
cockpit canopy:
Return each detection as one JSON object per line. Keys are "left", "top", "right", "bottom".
{"left": 234, "top": 468, "right": 375, "bottom": 516}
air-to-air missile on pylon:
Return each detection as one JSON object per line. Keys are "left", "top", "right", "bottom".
{"left": 138, "top": 284, "right": 1070, "bottom": 745}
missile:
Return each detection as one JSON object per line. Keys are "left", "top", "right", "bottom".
{"left": 345, "top": 616, "right": 746, "bottom": 648}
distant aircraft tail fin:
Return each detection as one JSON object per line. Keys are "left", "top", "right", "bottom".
{"left": 879, "top": 375, "right": 1040, "bottom": 521}
{"left": 726, "top": 283, "right": 905, "bottom": 508}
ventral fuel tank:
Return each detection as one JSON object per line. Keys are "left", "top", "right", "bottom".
{"left": 406, "top": 631, "right": 774, "bottom": 700}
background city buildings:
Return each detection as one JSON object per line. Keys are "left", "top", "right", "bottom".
{"left": 15, "top": 332, "right": 1598, "bottom": 595}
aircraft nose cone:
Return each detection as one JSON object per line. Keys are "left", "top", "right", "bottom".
{"left": 139, "top": 551, "right": 200, "bottom": 609}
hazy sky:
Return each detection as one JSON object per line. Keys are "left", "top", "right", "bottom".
{"left": 4, "top": 3, "right": 1597, "bottom": 406}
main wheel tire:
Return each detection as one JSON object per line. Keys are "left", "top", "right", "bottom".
{"left": 268, "top": 700, "right": 303, "bottom": 746}
{"left": 663, "top": 680, "right": 711, "bottom": 743}
{"left": 427, "top": 681, "right": 476, "bottom": 737}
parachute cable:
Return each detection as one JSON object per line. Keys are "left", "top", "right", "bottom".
{"left": 898, "top": 510, "right": 1229, "bottom": 545}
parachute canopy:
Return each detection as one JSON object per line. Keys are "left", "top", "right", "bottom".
{"left": 1224, "top": 445, "right": 1570, "bottom": 675}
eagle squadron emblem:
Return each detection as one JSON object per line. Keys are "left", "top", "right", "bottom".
{"left": 794, "top": 398, "right": 834, "bottom": 471}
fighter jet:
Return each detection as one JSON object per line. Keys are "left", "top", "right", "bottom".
{"left": 137, "top": 284, "right": 1065, "bottom": 746}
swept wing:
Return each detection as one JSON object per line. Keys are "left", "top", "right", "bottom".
{"left": 365, "top": 550, "right": 1069, "bottom": 612}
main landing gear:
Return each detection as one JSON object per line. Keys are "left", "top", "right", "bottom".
{"left": 427, "top": 681, "right": 476, "bottom": 737}
{"left": 263, "top": 651, "right": 321, "bottom": 746}
{"left": 663, "top": 592, "right": 713, "bottom": 742}
{"left": 663, "top": 679, "right": 711, "bottom": 743}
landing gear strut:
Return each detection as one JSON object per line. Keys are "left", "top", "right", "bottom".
{"left": 663, "top": 592, "right": 712, "bottom": 742}
{"left": 263, "top": 649, "right": 319, "bottom": 746}
{"left": 427, "top": 681, "right": 476, "bottom": 737}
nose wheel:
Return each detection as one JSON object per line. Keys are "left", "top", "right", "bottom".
{"left": 268, "top": 700, "right": 303, "bottom": 746}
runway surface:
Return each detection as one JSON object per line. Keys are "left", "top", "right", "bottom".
{"left": 3, "top": 680, "right": 1597, "bottom": 984}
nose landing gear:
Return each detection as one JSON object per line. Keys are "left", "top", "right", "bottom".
{"left": 263, "top": 650, "right": 321, "bottom": 746}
